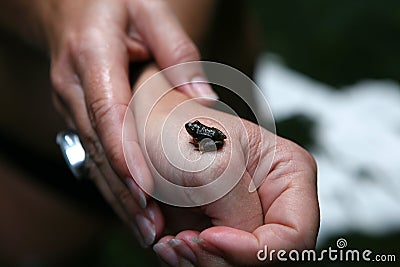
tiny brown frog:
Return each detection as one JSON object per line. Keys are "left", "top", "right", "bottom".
{"left": 185, "top": 120, "right": 227, "bottom": 152}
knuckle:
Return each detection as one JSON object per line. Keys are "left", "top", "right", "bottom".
{"left": 68, "top": 30, "right": 103, "bottom": 63}
{"left": 276, "top": 137, "right": 317, "bottom": 175}
{"left": 85, "top": 134, "right": 106, "bottom": 166}
{"left": 88, "top": 97, "right": 110, "bottom": 128}
{"left": 170, "top": 39, "right": 200, "bottom": 64}
{"left": 298, "top": 145, "right": 317, "bottom": 173}
{"left": 285, "top": 138, "right": 316, "bottom": 167}
{"left": 107, "top": 146, "right": 125, "bottom": 170}
{"left": 50, "top": 66, "right": 67, "bottom": 93}
{"left": 86, "top": 99, "right": 127, "bottom": 166}
{"left": 68, "top": 31, "right": 91, "bottom": 53}
{"left": 89, "top": 98, "right": 127, "bottom": 129}
{"left": 50, "top": 39, "right": 80, "bottom": 98}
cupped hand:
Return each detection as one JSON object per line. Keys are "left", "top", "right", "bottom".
{"left": 38, "top": 0, "right": 216, "bottom": 246}
{"left": 158, "top": 136, "right": 319, "bottom": 267}
{"left": 126, "top": 65, "right": 319, "bottom": 266}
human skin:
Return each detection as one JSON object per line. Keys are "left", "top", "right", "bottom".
{"left": 0, "top": 0, "right": 215, "bottom": 246}
{"left": 128, "top": 65, "right": 320, "bottom": 266}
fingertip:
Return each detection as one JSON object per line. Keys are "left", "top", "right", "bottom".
{"left": 168, "top": 238, "right": 197, "bottom": 264}
{"left": 176, "top": 79, "right": 218, "bottom": 107}
{"left": 123, "top": 139, "right": 154, "bottom": 193}
{"left": 138, "top": 214, "right": 157, "bottom": 247}
{"left": 153, "top": 241, "right": 179, "bottom": 267}
{"left": 200, "top": 226, "right": 256, "bottom": 246}
{"left": 187, "top": 77, "right": 218, "bottom": 98}
{"left": 130, "top": 223, "right": 146, "bottom": 248}
{"left": 248, "top": 180, "right": 257, "bottom": 193}
{"left": 192, "top": 237, "right": 224, "bottom": 256}
{"left": 146, "top": 200, "right": 165, "bottom": 239}
{"left": 199, "top": 227, "right": 259, "bottom": 264}
{"left": 172, "top": 231, "right": 238, "bottom": 266}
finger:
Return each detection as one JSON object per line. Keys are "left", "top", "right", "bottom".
{"left": 153, "top": 236, "right": 180, "bottom": 267}
{"left": 89, "top": 158, "right": 162, "bottom": 247}
{"left": 123, "top": 108, "right": 154, "bottom": 195}
{"left": 173, "top": 231, "right": 232, "bottom": 267}
{"left": 87, "top": 158, "right": 130, "bottom": 225}
{"left": 154, "top": 234, "right": 199, "bottom": 267}
{"left": 168, "top": 238, "right": 197, "bottom": 266}
{"left": 130, "top": 0, "right": 218, "bottom": 102}
{"left": 125, "top": 34, "right": 151, "bottom": 61}
{"left": 51, "top": 50, "right": 157, "bottom": 238}
{"left": 76, "top": 40, "right": 161, "bottom": 246}
{"left": 196, "top": 226, "right": 277, "bottom": 265}
{"left": 73, "top": 33, "right": 154, "bottom": 195}
{"left": 256, "top": 139, "right": 320, "bottom": 248}
{"left": 51, "top": 92, "right": 74, "bottom": 128}
{"left": 52, "top": 92, "right": 134, "bottom": 220}
{"left": 54, "top": 75, "right": 147, "bottom": 216}
{"left": 90, "top": 158, "right": 156, "bottom": 247}
{"left": 204, "top": 170, "right": 263, "bottom": 233}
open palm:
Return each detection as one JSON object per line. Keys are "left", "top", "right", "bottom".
{"left": 124, "top": 65, "right": 319, "bottom": 266}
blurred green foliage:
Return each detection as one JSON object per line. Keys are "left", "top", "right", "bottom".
{"left": 250, "top": 0, "right": 400, "bottom": 86}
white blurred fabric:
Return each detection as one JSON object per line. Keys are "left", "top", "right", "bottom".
{"left": 255, "top": 54, "right": 400, "bottom": 246}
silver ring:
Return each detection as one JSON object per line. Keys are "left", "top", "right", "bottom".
{"left": 56, "top": 130, "right": 88, "bottom": 179}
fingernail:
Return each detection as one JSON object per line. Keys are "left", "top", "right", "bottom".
{"left": 169, "top": 238, "right": 197, "bottom": 263}
{"left": 145, "top": 206, "right": 156, "bottom": 223}
{"left": 191, "top": 76, "right": 218, "bottom": 100}
{"left": 131, "top": 223, "right": 146, "bottom": 248}
{"left": 192, "top": 237, "right": 222, "bottom": 256}
{"left": 126, "top": 178, "right": 147, "bottom": 209}
{"left": 135, "top": 214, "right": 156, "bottom": 247}
{"left": 153, "top": 242, "right": 179, "bottom": 267}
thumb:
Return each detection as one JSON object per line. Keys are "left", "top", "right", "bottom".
{"left": 204, "top": 171, "right": 263, "bottom": 233}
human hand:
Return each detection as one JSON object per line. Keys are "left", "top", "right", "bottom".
{"left": 38, "top": 0, "right": 216, "bottom": 246}
{"left": 155, "top": 137, "right": 319, "bottom": 266}
{"left": 125, "top": 65, "right": 319, "bottom": 266}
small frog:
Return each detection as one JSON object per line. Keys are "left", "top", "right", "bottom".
{"left": 185, "top": 120, "right": 227, "bottom": 152}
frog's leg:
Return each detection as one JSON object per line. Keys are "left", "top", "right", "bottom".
{"left": 214, "top": 141, "right": 224, "bottom": 150}
{"left": 189, "top": 138, "right": 200, "bottom": 150}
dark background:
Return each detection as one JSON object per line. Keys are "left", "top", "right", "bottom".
{"left": 251, "top": 0, "right": 400, "bottom": 87}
